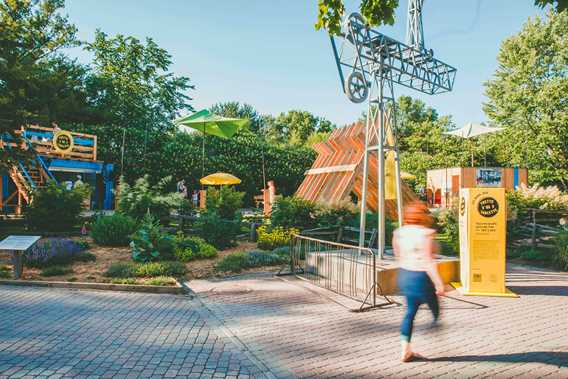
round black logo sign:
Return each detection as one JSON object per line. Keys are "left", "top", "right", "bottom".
{"left": 460, "top": 197, "right": 466, "bottom": 216}
{"left": 55, "top": 134, "right": 71, "bottom": 150}
{"left": 478, "top": 197, "right": 499, "bottom": 217}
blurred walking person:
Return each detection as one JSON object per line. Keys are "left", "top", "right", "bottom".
{"left": 393, "top": 202, "right": 445, "bottom": 362}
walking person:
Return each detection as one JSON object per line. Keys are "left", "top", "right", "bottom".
{"left": 393, "top": 201, "right": 445, "bottom": 362}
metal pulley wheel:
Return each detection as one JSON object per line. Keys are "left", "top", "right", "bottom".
{"left": 344, "top": 13, "right": 368, "bottom": 45}
{"left": 344, "top": 71, "right": 369, "bottom": 103}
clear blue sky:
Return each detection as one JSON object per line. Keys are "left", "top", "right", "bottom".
{"left": 64, "top": 0, "right": 545, "bottom": 128}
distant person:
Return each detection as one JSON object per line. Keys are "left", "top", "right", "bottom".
{"left": 74, "top": 175, "right": 84, "bottom": 188}
{"left": 191, "top": 190, "right": 199, "bottom": 208}
{"left": 393, "top": 201, "right": 445, "bottom": 362}
{"left": 65, "top": 180, "right": 73, "bottom": 191}
{"left": 177, "top": 179, "right": 188, "bottom": 199}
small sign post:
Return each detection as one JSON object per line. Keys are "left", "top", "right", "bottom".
{"left": 0, "top": 236, "right": 41, "bottom": 279}
{"left": 453, "top": 188, "right": 517, "bottom": 297}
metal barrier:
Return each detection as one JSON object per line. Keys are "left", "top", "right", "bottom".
{"left": 290, "top": 234, "right": 395, "bottom": 310}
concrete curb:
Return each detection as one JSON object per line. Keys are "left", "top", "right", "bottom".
{"left": 0, "top": 279, "right": 185, "bottom": 294}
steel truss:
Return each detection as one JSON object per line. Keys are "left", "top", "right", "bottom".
{"left": 330, "top": 3, "right": 456, "bottom": 259}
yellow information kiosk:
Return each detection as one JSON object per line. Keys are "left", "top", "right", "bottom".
{"left": 454, "top": 187, "right": 517, "bottom": 297}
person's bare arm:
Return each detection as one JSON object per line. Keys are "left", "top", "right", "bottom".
{"left": 425, "top": 232, "right": 445, "bottom": 295}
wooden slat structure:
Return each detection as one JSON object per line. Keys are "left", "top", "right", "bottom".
{"left": 296, "top": 122, "right": 416, "bottom": 219}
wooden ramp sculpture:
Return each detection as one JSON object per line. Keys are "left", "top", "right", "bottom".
{"left": 295, "top": 122, "right": 416, "bottom": 219}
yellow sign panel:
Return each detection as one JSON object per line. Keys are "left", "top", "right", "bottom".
{"left": 456, "top": 187, "right": 517, "bottom": 297}
{"left": 53, "top": 130, "right": 74, "bottom": 154}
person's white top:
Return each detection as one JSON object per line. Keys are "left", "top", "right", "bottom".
{"left": 394, "top": 225, "right": 435, "bottom": 272}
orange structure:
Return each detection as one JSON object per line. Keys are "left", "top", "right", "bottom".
{"left": 295, "top": 122, "right": 416, "bottom": 219}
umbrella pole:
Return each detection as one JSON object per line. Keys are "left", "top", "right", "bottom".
{"left": 202, "top": 124, "right": 205, "bottom": 185}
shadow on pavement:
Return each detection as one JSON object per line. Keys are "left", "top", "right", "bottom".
{"left": 430, "top": 351, "right": 568, "bottom": 367}
{"left": 508, "top": 285, "right": 568, "bottom": 296}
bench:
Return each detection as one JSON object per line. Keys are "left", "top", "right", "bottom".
{"left": 0, "top": 235, "right": 41, "bottom": 279}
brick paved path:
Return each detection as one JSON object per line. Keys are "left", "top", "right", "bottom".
{"left": 0, "top": 287, "right": 269, "bottom": 379}
{"left": 190, "top": 267, "right": 568, "bottom": 379}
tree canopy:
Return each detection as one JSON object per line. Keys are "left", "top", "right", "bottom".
{"left": 484, "top": 11, "right": 568, "bottom": 188}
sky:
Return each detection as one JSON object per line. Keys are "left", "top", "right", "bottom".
{"left": 64, "top": 0, "right": 545, "bottom": 129}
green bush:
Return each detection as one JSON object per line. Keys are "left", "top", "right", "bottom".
{"left": 554, "top": 227, "right": 568, "bottom": 271}
{"left": 25, "top": 239, "right": 94, "bottom": 268}
{"left": 257, "top": 226, "right": 299, "bottom": 250}
{"left": 135, "top": 261, "right": 187, "bottom": 277}
{"left": 315, "top": 199, "right": 357, "bottom": 228}
{"left": 118, "top": 175, "right": 184, "bottom": 223}
{"left": 174, "top": 234, "right": 217, "bottom": 262}
{"left": 111, "top": 278, "right": 137, "bottom": 285}
{"left": 104, "top": 261, "right": 186, "bottom": 278}
{"left": 215, "top": 253, "right": 249, "bottom": 273}
{"left": 130, "top": 214, "right": 175, "bottom": 262}
{"left": 90, "top": 213, "right": 137, "bottom": 246}
{"left": 26, "top": 182, "right": 86, "bottom": 232}
{"left": 519, "top": 247, "right": 551, "bottom": 262}
{"left": 40, "top": 266, "right": 73, "bottom": 277}
{"left": 195, "top": 211, "right": 241, "bottom": 250}
{"left": 271, "top": 197, "right": 317, "bottom": 230}
{"left": 434, "top": 208, "right": 459, "bottom": 255}
{"left": 0, "top": 265, "right": 11, "bottom": 279}
{"left": 348, "top": 212, "right": 398, "bottom": 247}
{"left": 215, "top": 250, "right": 287, "bottom": 273}
{"left": 104, "top": 262, "right": 137, "bottom": 278}
{"left": 206, "top": 186, "right": 245, "bottom": 219}
{"left": 145, "top": 276, "right": 177, "bottom": 286}
{"left": 271, "top": 246, "right": 290, "bottom": 258}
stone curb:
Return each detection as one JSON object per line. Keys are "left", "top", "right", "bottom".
{"left": 0, "top": 279, "right": 185, "bottom": 294}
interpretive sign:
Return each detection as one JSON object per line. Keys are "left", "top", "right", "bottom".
{"left": 0, "top": 235, "right": 41, "bottom": 279}
{"left": 456, "top": 188, "right": 516, "bottom": 297}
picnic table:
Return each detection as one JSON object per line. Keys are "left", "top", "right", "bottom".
{"left": 0, "top": 236, "right": 41, "bottom": 279}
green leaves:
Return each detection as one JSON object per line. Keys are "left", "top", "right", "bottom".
{"left": 315, "top": 0, "right": 398, "bottom": 34}
{"left": 484, "top": 11, "right": 568, "bottom": 188}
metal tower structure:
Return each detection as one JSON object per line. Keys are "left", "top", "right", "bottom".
{"left": 330, "top": 0, "right": 456, "bottom": 259}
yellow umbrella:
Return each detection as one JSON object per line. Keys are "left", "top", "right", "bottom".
{"left": 200, "top": 172, "right": 241, "bottom": 186}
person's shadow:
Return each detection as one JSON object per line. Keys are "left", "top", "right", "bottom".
{"left": 430, "top": 351, "right": 568, "bottom": 368}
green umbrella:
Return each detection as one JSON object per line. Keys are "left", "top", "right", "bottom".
{"left": 174, "top": 109, "right": 250, "bottom": 177}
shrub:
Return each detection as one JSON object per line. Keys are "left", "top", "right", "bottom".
{"left": 257, "top": 226, "right": 299, "bottom": 250}
{"left": 215, "top": 250, "right": 287, "bottom": 273}
{"left": 111, "top": 278, "right": 137, "bottom": 285}
{"left": 434, "top": 208, "right": 459, "bottom": 255}
{"left": 195, "top": 211, "right": 241, "bottom": 250}
{"left": 25, "top": 238, "right": 93, "bottom": 268}
{"left": 271, "top": 197, "right": 317, "bottom": 229}
{"left": 90, "top": 213, "right": 137, "bottom": 246}
{"left": 118, "top": 175, "right": 183, "bottom": 223}
{"left": 104, "top": 262, "right": 137, "bottom": 278}
{"left": 26, "top": 182, "right": 86, "bottom": 232}
{"left": 519, "top": 247, "right": 551, "bottom": 262}
{"left": 173, "top": 234, "right": 217, "bottom": 262}
{"left": 145, "top": 276, "right": 177, "bottom": 286}
{"left": 507, "top": 184, "right": 568, "bottom": 215}
{"left": 314, "top": 199, "right": 357, "bottom": 228}
{"left": 215, "top": 253, "right": 249, "bottom": 273}
{"left": 206, "top": 186, "right": 245, "bottom": 219}
{"left": 0, "top": 265, "right": 11, "bottom": 279}
{"left": 135, "top": 261, "right": 187, "bottom": 278}
{"left": 554, "top": 227, "right": 568, "bottom": 271}
{"left": 130, "top": 214, "right": 175, "bottom": 262}
{"left": 271, "top": 246, "right": 290, "bottom": 258}
{"left": 348, "top": 212, "right": 398, "bottom": 247}
{"left": 40, "top": 266, "right": 73, "bottom": 277}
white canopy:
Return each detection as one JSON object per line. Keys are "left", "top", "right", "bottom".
{"left": 445, "top": 122, "right": 503, "bottom": 139}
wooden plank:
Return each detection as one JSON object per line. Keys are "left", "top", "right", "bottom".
{"left": 305, "top": 164, "right": 358, "bottom": 175}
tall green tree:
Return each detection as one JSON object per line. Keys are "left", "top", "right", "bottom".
{"left": 209, "top": 101, "right": 262, "bottom": 133}
{"left": 266, "top": 110, "right": 335, "bottom": 146}
{"left": 0, "top": 0, "right": 81, "bottom": 169}
{"left": 69, "top": 30, "right": 194, "bottom": 178}
{"left": 484, "top": 11, "right": 568, "bottom": 188}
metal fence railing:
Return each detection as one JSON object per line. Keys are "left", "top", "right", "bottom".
{"left": 290, "top": 234, "right": 395, "bottom": 310}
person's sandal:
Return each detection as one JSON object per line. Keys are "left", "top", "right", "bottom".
{"left": 401, "top": 352, "right": 426, "bottom": 362}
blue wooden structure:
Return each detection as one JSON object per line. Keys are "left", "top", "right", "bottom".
{"left": 1, "top": 125, "right": 114, "bottom": 215}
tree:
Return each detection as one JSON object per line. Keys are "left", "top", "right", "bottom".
{"left": 316, "top": 0, "right": 567, "bottom": 35}
{"left": 484, "top": 11, "right": 568, "bottom": 188}
{"left": 266, "top": 110, "right": 335, "bottom": 145}
{"left": 69, "top": 30, "right": 194, "bottom": 178}
{"left": 0, "top": 0, "right": 80, "bottom": 169}
{"left": 209, "top": 101, "right": 262, "bottom": 133}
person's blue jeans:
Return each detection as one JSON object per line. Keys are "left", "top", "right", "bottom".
{"left": 398, "top": 268, "right": 440, "bottom": 342}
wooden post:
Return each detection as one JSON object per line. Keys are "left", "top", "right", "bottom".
{"left": 16, "top": 191, "right": 21, "bottom": 216}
